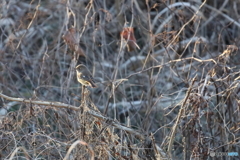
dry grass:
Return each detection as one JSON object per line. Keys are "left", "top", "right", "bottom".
{"left": 0, "top": 0, "right": 240, "bottom": 159}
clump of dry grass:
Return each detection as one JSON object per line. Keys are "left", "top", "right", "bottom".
{"left": 0, "top": 0, "right": 240, "bottom": 159}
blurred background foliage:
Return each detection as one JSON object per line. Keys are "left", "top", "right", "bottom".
{"left": 0, "top": 0, "right": 240, "bottom": 159}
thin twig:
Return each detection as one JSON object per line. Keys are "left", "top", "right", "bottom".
{"left": 167, "top": 76, "right": 197, "bottom": 158}
{"left": 63, "top": 140, "right": 94, "bottom": 160}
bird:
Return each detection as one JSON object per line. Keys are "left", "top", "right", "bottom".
{"left": 75, "top": 64, "right": 97, "bottom": 88}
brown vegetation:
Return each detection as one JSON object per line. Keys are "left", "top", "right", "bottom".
{"left": 0, "top": 0, "right": 240, "bottom": 159}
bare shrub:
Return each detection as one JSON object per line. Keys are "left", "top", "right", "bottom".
{"left": 0, "top": 0, "right": 240, "bottom": 159}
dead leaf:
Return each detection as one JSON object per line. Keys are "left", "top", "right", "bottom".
{"left": 62, "top": 27, "right": 86, "bottom": 57}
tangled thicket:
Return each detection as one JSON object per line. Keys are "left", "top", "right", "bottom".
{"left": 0, "top": 0, "right": 240, "bottom": 159}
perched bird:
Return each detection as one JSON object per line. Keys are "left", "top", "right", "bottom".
{"left": 75, "top": 64, "right": 97, "bottom": 88}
